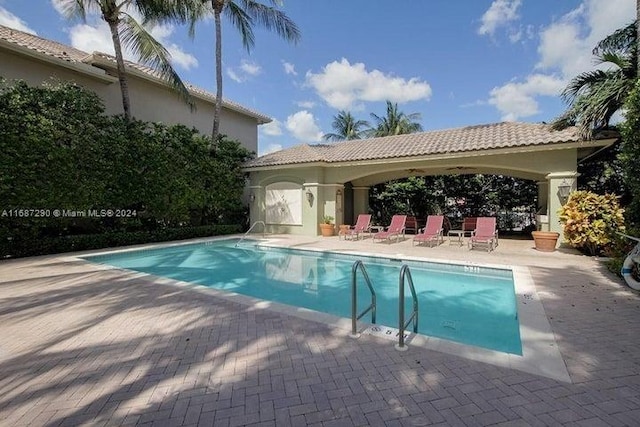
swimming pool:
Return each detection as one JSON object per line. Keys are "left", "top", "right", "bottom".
{"left": 85, "top": 239, "right": 522, "bottom": 355}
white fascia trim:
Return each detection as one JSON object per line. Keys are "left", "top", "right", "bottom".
{"left": 1, "top": 40, "right": 117, "bottom": 84}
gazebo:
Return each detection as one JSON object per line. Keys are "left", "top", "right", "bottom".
{"left": 244, "top": 122, "right": 618, "bottom": 237}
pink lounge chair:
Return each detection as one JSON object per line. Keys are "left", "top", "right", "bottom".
{"left": 373, "top": 215, "right": 407, "bottom": 243}
{"left": 469, "top": 217, "right": 499, "bottom": 252}
{"left": 340, "top": 214, "right": 372, "bottom": 241}
{"left": 413, "top": 215, "right": 444, "bottom": 247}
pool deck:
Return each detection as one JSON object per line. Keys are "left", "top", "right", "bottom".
{"left": 1, "top": 234, "right": 640, "bottom": 426}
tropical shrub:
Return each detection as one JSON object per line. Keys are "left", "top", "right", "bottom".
{"left": 558, "top": 190, "right": 625, "bottom": 255}
{"left": 621, "top": 80, "right": 640, "bottom": 227}
{"left": 0, "top": 78, "right": 253, "bottom": 258}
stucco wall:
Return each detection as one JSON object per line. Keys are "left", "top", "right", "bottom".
{"left": 248, "top": 146, "right": 580, "bottom": 237}
{"left": 0, "top": 50, "right": 258, "bottom": 153}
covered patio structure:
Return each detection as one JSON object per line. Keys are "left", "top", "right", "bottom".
{"left": 244, "top": 122, "right": 617, "bottom": 238}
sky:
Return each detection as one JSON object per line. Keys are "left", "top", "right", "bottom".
{"left": 0, "top": 0, "right": 635, "bottom": 155}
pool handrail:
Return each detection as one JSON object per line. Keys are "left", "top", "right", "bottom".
{"left": 396, "top": 264, "right": 419, "bottom": 351}
{"left": 351, "top": 260, "right": 376, "bottom": 336}
{"left": 235, "top": 221, "right": 266, "bottom": 247}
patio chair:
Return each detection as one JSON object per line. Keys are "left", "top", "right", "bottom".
{"left": 469, "top": 217, "right": 499, "bottom": 252}
{"left": 372, "top": 215, "right": 407, "bottom": 243}
{"left": 462, "top": 217, "right": 478, "bottom": 237}
{"left": 340, "top": 214, "right": 372, "bottom": 241}
{"left": 413, "top": 215, "right": 444, "bottom": 247}
{"left": 404, "top": 216, "right": 418, "bottom": 234}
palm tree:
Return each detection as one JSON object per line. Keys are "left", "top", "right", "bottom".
{"left": 323, "top": 111, "right": 369, "bottom": 141}
{"left": 58, "top": 0, "right": 192, "bottom": 121}
{"left": 552, "top": 21, "right": 637, "bottom": 139}
{"left": 369, "top": 100, "right": 423, "bottom": 137}
{"left": 187, "top": 1, "right": 300, "bottom": 146}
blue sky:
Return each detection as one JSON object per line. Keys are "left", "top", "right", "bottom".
{"left": 0, "top": 0, "right": 634, "bottom": 155}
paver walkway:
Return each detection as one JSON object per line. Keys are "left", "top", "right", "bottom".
{"left": 0, "top": 235, "right": 639, "bottom": 426}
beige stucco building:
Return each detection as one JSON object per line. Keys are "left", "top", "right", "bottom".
{"left": 0, "top": 24, "right": 270, "bottom": 153}
{"left": 244, "top": 122, "right": 617, "bottom": 238}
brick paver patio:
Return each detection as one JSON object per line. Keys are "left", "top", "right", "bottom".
{"left": 1, "top": 235, "right": 639, "bottom": 426}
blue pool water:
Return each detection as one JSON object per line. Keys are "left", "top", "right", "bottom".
{"left": 85, "top": 240, "right": 522, "bottom": 355}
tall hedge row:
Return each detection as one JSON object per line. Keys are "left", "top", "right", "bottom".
{"left": 621, "top": 80, "right": 640, "bottom": 227}
{"left": 0, "top": 79, "right": 252, "bottom": 257}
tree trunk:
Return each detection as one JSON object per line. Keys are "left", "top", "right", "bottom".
{"left": 107, "top": 18, "right": 132, "bottom": 121}
{"left": 212, "top": 3, "right": 224, "bottom": 155}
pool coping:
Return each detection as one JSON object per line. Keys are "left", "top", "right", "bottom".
{"left": 76, "top": 235, "right": 571, "bottom": 383}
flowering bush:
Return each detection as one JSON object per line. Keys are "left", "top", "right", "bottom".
{"left": 558, "top": 191, "right": 625, "bottom": 255}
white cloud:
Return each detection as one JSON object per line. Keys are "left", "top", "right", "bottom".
{"left": 488, "top": 0, "right": 634, "bottom": 121}
{"left": 0, "top": 6, "right": 36, "bottom": 34}
{"left": 240, "top": 60, "right": 261, "bottom": 76}
{"left": 226, "top": 68, "right": 243, "bottom": 83}
{"left": 165, "top": 44, "right": 198, "bottom": 70}
{"left": 68, "top": 22, "right": 115, "bottom": 56}
{"left": 285, "top": 110, "right": 323, "bottom": 142}
{"left": 259, "top": 143, "right": 283, "bottom": 156}
{"left": 260, "top": 119, "right": 283, "bottom": 136}
{"left": 149, "top": 23, "right": 198, "bottom": 70}
{"left": 296, "top": 100, "right": 315, "bottom": 109}
{"left": 227, "top": 60, "right": 262, "bottom": 83}
{"left": 305, "top": 58, "right": 432, "bottom": 110}
{"left": 54, "top": 4, "right": 197, "bottom": 70}
{"left": 282, "top": 61, "right": 297, "bottom": 76}
{"left": 537, "top": 0, "right": 634, "bottom": 78}
{"left": 51, "top": 0, "right": 73, "bottom": 15}
{"left": 478, "top": 0, "right": 522, "bottom": 37}
{"left": 489, "top": 74, "right": 565, "bottom": 121}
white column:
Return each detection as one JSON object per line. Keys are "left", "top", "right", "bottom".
{"left": 545, "top": 172, "right": 578, "bottom": 236}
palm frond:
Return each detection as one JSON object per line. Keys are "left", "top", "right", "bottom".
{"left": 322, "top": 133, "right": 342, "bottom": 142}
{"left": 240, "top": 0, "right": 301, "bottom": 44}
{"left": 593, "top": 21, "right": 636, "bottom": 56}
{"left": 224, "top": 2, "right": 255, "bottom": 50}
{"left": 561, "top": 69, "right": 613, "bottom": 103}
{"left": 323, "top": 110, "right": 370, "bottom": 141}
{"left": 56, "top": 0, "right": 97, "bottom": 21}
{"left": 597, "top": 51, "right": 631, "bottom": 70}
{"left": 119, "top": 14, "right": 194, "bottom": 109}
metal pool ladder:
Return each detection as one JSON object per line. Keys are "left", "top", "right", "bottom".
{"left": 396, "top": 264, "right": 419, "bottom": 351}
{"left": 235, "top": 221, "right": 266, "bottom": 247}
{"left": 351, "top": 260, "right": 376, "bottom": 336}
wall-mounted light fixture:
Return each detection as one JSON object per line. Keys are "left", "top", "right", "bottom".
{"left": 305, "top": 189, "right": 314, "bottom": 206}
{"left": 557, "top": 180, "right": 572, "bottom": 203}
{"left": 336, "top": 189, "right": 342, "bottom": 197}
{"left": 249, "top": 192, "right": 255, "bottom": 203}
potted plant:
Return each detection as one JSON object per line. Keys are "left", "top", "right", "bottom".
{"left": 319, "top": 215, "right": 335, "bottom": 237}
{"left": 531, "top": 230, "right": 560, "bottom": 252}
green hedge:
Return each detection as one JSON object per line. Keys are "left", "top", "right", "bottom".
{"left": 1, "top": 224, "right": 241, "bottom": 259}
{"left": 0, "top": 79, "right": 253, "bottom": 258}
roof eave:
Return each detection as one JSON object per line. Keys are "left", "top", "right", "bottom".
{"left": 243, "top": 138, "right": 616, "bottom": 170}
{"left": 0, "top": 39, "right": 117, "bottom": 84}
{"left": 242, "top": 160, "right": 327, "bottom": 172}
{"left": 85, "top": 54, "right": 272, "bottom": 124}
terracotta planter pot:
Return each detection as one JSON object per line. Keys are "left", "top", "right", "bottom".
{"left": 319, "top": 223, "right": 335, "bottom": 237}
{"left": 531, "top": 231, "right": 560, "bottom": 252}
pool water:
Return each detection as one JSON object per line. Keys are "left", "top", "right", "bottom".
{"left": 85, "top": 240, "right": 522, "bottom": 355}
